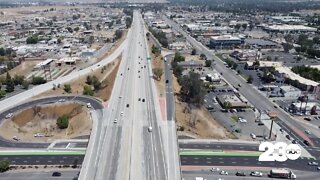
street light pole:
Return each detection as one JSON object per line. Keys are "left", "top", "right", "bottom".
{"left": 269, "top": 119, "right": 274, "bottom": 139}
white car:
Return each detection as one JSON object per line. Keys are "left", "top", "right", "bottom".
{"left": 238, "top": 118, "right": 247, "bottom": 123}
{"left": 250, "top": 133, "right": 256, "bottom": 139}
{"left": 5, "top": 113, "right": 13, "bottom": 119}
{"left": 113, "top": 119, "right": 118, "bottom": 123}
{"left": 210, "top": 167, "right": 220, "bottom": 172}
{"left": 220, "top": 171, "right": 228, "bottom": 175}
{"left": 58, "top": 99, "right": 66, "bottom": 102}
{"left": 148, "top": 126, "right": 153, "bottom": 132}
{"left": 305, "top": 130, "right": 311, "bottom": 135}
{"left": 86, "top": 103, "right": 92, "bottom": 108}
{"left": 120, "top": 111, "right": 124, "bottom": 116}
{"left": 250, "top": 171, "right": 263, "bottom": 177}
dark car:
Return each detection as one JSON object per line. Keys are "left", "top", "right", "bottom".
{"left": 286, "top": 135, "right": 291, "bottom": 140}
{"left": 236, "top": 172, "right": 246, "bottom": 176}
{"left": 166, "top": 80, "right": 169, "bottom": 83}
{"left": 258, "top": 122, "right": 264, "bottom": 126}
{"left": 138, "top": 98, "right": 141, "bottom": 101}
{"left": 126, "top": 104, "right": 129, "bottom": 108}
{"left": 52, "top": 172, "right": 61, "bottom": 177}
{"left": 292, "top": 140, "right": 297, "bottom": 144}
{"left": 304, "top": 140, "right": 310, "bottom": 146}
{"left": 142, "top": 99, "right": 145, "bottom": 102}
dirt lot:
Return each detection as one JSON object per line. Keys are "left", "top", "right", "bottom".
{"left": 0, "top": 60, "right": 40, "bottom": 78}
{"left": 172, "top": 72, "right": 234, "bottom": 139}
{"left": 34, "top": 55, "right": 121, "bottom": 101}
{"left": 148, "top": 38, "right": 165, "bottom": 97}
{"left": 0, "top": 103, "right": 91, "bottom": 143}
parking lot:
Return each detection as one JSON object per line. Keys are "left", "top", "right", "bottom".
{"left": 204, "top": 89, "right": 271, "bottom": 140}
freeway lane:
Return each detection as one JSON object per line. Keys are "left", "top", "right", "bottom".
{"left": 179, "top": 142, "right": 259, "bottom": 151}
{"left": 0, "top": 95, "right": 103, "bottom": 149}
{"left": 180, "top": 155, "right": 317, "bottom": 172}
{"left": 0, "top": 155, "right": 83, "bottom": 165}
{"left": 0, "top": 170, "right": 79, "bottom": 180}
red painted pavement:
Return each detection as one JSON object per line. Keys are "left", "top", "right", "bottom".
{"left": 287, "top": 123, "right": 314, "bottom": 146}
{"left": 159, "top": 97, "right": 166, "bottom": 121}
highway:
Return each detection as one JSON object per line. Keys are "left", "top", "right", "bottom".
{"left": 0, "top": 154, "right": 83, "bottom": 165}
{"left": 84, "top": 11, "right": 168, "bottom": 180}
{"left": 162, "top": 15, "right": 320, "bottom": 158}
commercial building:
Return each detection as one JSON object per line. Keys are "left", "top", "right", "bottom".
{"left": 216, "top": 94, "right": 248, "bottom": 108}
{"left": 205, "top": 73, "right": 221, "bottom": 82}
{"left": 209, "top": 35, "right": 244, "bottom": 49}
{"left": 245, "top": 38, "right": 279, "bottom": 49}
{"left": 177, "top": 60, "right": 203, "bottom": 70}
{"left": 280, "top": 85, "right": 301, "bottom": 98}
{"left": 263, "top": 25, "right": 317, "bottom": 33}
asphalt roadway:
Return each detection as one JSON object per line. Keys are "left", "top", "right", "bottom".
{"left": 164, "top": 55, "right": 175, "bottom": 121}
{"left": 180, "top": 155, "right": 317, "bottom": 172}
{"left": 179, "top": 142, "right": 259, "bottom": 152}
{"left": 91, "top": 11, "right": 168, "bottom": 180}
{"left": 0, "top": 155, "right": 83, "bottom": 166}
{"left": 0, "top": 95, "right": 103, "bottom": 148}
{"left": 0, "top": 170, "right": 79, "bottom": 180}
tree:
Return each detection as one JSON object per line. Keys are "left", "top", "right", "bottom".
{"left": 0, "top": 90, "right": 6, "bottom": 98}
{"left": 173, "top": 52, "right": 185, "bottom": 62}
{"left": 153, "top": 68, "right": 163, "bottom": 80}
{"left": 200, "top": 53, "right": 207, "bottom": 60}
{"left": 66, "top": 27, "right": 73, "bottom": 33}
{"left": 179, "top": 72, "right": 205, "bottom": 106}
{"left": 247, "top": 75, "right": 253, "bottom": 83}
{"left": 282, "top": 43, "right": 293, "bottom": 53}
{"left": 115, "top": 30, "right": 123, "bottom": 40}
{"left": 232, "top": 63, "right": 238, "bottom": 70}
{"left": 205, "top": 60, "right": 212, "bottom": 67}
{"left": 26, "top": 35, "right": 39, "bottom": 44}
{"left": 96, "top": 24, "right": 101, "bottom": 30}
{"left": 234, "top": 24, "right": 241, "bottom": 31}
{"left": 63, "top": 84, "right": 72, "bottom": 93}
{"left": 242, "top": 24, "right": 247, "bottom": 30}
{"left": 191, "top": 48, "right": 197, "bottom": 55}
{"left": 74, "top": 27, "right": 79, "bottom": 32}
{"left": 22, "top": 80, "right": 29, "bottom": 89}
{"left": 13, "top": 75, "right": 24, "bottom": 85}
{"left": 56, "top": 114, "right": 69, "bottom": 129}
{"left": 266, "top": 56, "right": 272, "bottom": 61}
{"left": 0, "top": 160, "right": 9, "bottom": 172}
{"left": 83, "top": 85, "right": 94, "bottom": 96}
{"left": 125, "top": 17, "right": 132, "bottom": 28}
{"left": 31, "top": 76, "right": 46, "bottom": 85}
{"left": 223, "top": 101, "right": 232, "bottom": 109}
{"left": 5, "top": 72, "right": 14, "bottom": 92}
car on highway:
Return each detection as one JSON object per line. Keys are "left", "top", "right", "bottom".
{"left": 317, "top": 167, "right": 320, "bottom": 170}
{"left": 52, "top": 172, "right": 61, "bottom": 177}
{"left": 114, "top": 119, "right": 117, "bottom": 123}
{"left": 236, "top": 172, "right": 246, "bottom": 176}
{"left": 308, "top": 161, "right": 318, "bottom": 166}
{"left": 148, "top": 126, "right": 153, "bottom": 132}
{"left": 305, "top": 130, "right": 311, "bottom": 135}
{"left": 238, "top": 84, "right": 242, "bottom": 87}
{"left": 258, "top": 122, "right": 264, "bottom": 126}
{"left": 120, "top": 111, "right": 124, "bottom": 116}
{"left": 210, "top": 167, "right": 220, "bottom": 172}
{"left": 285, "top": 135, "right": 292, "bottom": 140}
{"left": 220, "top": 171, "right": 228, "bottom": 175}
{"left": 250, "top": 133, "right": 256, "bottom": 139}
{"left": 12, "top": 136, "right": 20, "bottom": 141}
{"left": 126, "top": 104, "right": 129, "bottom": 108}
{"left": 58, "top": 99, "right": 66, "bottom": 102}
{"left": 292, "top": 140, "right": 297, "bottom": 144}
{"left": 250, "top": 171, "right": 262, "bottom": 177}
{"left": 166, "top": 80, "right": 169, "bottom": 83}
{"left": 142, "top": 99, "right": 145, "bottom": 102}
{"left": 304, "top": 140, "right": 310, "bottom": 146}
{"left": 5, "top": 113, "right": 13, "bottom": 119}
{"left": 86, "top": 103, "right": 92, "bottom": 108}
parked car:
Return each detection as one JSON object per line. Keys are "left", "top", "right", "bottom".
{"left": 305, "top": 130, "right": 311, "bottom": 135}
{"left": 285, "top": 135, "right": 292, "bottom": 140}
{"left": 235, "top": 172, "right": 246, "bottom": 176}
{"left": 220, "top": 171, "right": 228, "bottom": 175}
{"left": 304, "top": 140, "right": 310, "bottom": 146}
{"left": 52, "top": 172, "right": 61, "bottom": 177}
{"left": 250, "top": 171, "right": 262, "bottom": 177}
{"left": 308, "top": 161, "right": 319, "bottom": 166}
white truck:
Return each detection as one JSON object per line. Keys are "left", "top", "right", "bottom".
{"left": 269, "top": 168, "right": 296, "bottom": 179}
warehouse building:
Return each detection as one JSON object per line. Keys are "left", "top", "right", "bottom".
{"left": 209, "top": 35, "right": 244, "bottom": 49}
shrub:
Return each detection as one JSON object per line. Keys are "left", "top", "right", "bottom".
{"left": 56, "top": 114, "right": 69, "bottom": 129}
